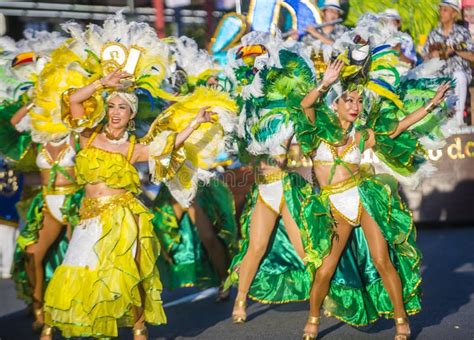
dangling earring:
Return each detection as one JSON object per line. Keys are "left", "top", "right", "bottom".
{"left": 128, "top": 119, "right": 136, "bottom": 132}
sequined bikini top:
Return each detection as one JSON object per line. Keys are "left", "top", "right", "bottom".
{"left": 36, "top": 139, "right": 76, "bottom": 170}
{"left": 312, "top": 140, "right": 361, "bottom": 166}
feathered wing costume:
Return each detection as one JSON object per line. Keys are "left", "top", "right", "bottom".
{"left": 0, "top": 31, "right": 85, "bottom": 307}
{"left": 147, "top": 89, "right": 239, "bottom": 290}
{"left": 0, "top": 30, "right": 66, "bottom": 168}
{"left": 295, "top": 14, "right": 456, "bottom": 325}
{"left": 148, "top": 38, "right": 239, "bottom": 290}
{"left": 223, "top": 31, "right": 333, "bottom": 303}
{"left": 166, "top": 35, "right": 219, "bottom": 93}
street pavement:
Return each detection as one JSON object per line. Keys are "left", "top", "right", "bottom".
{"left": 0, "top": 227, "right": 473, "bottom": 339}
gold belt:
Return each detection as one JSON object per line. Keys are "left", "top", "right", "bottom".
{"left": 80, "top": 191, "right": 134, "bottom": 219}
{"left": 255, "top": 169, "right": 286, "bottom": 185}
{"left": 43, "top": 183, "right": 80, "bottom": 196}
{"left": 320, "top": 172, "right": 361, "bottom": 195}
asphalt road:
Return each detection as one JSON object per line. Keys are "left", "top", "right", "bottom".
{"left": 0, "top": 227, "right": 473, "bottom": 339}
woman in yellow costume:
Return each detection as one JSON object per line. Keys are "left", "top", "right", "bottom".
{"left": 40, "top": 14, "right": 237, "bottom": 339}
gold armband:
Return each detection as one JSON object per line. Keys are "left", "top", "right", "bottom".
{"left": 189, "top": 119, "right": 200, "bottom": 130}
{"left": 93, "top": 79, "right": 104, "bottom": 92}
{"left": 316, "top": 83, "right": 328, "bottom": 94}
{"left": 424, "top": 101, "right": 436, "bottom": 113}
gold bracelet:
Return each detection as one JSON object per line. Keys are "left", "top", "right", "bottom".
{"left": 424, "top": 101, "right": 435, "bottom": 113}
{"left": 93, "top": 79, "right": 104, "bottom": 92}
{"left": 189, "top": 119, "right": 200, "bottom": 130}
{"left": 316, "top": 83, "right": 328, "bottom": 94}
{"left": 25, "top": 102, "right": 35, "bottom": 110}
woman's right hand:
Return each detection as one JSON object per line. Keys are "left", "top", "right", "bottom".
{"left": 431, "top": 81, "right": 451, "bottom": 106}
{"left": 321, "top": 59, "right": 344, "bottom": 87}
{"left": 100, "top": 70, "right": 131, "bottom": 89}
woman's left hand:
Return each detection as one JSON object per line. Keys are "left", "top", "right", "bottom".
{"left": 195, "top": 106, "right": 217, "bottom": 124}
{"left": 431, "top": 82, "right": 451, "bottom": 106}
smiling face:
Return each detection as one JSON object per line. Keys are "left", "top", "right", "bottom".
{"left": 107, "top": 95, "right": 134, "bottom": 130}
{"left": 333, "top": 91, "right": 363, "bottom": 123}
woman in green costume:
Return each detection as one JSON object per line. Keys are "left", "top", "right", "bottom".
{"left": 152, "top": 178, "right": 237, "bottom": 300}
{"left": 297, "top": 19, "right": 453, "bottom": 339}
{"left": 151, "top": 37, "right": 238, "bottom": 300}
{"left": 0, "top": 31, "right": 82, "bottom": 333}
{"left": 10, "top": 103, "right": 82, "bottom": 332}
{"left": 225, "top": 31, "right": 332, "bottom": 323}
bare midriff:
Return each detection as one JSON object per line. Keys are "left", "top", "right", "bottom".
{"left": 84, "top": 183, "right": 127, "bottom": 199}
{"left": 313, "top": 163, "right": 359, "bottom": 187}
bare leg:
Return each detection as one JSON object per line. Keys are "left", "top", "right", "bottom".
{"left": 360, "top": 210, "right": 410, "bottom": 336}
{"left": 132, "top": 216, "right": 148, "bottom": 340}
{"left": 281, "top": 202, "right": 305, "bottom": 261}
{"left": 188, "top": 202, "right": 228, "bottom": 282}
{"left": 304, "top": 214, "right": 353, "bottom": 337}
{"left": 232, "top": 199, "right": 278, "bottom": 319}
{"left": 171, "top": 200, "right": 185, "bottom": 222}
{"left": 25, "top": 211, "right": 64, "bottom": 329}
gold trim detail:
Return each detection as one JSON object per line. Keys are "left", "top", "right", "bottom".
{"left": 329, "top": 199, "right": 363, "bottom": 226}
{"left": 257, "top": 191, "right": 282, "bottom": 214}
{"left": 79, "top": 192, "right": 134, "bottom": 219}
{"left": 42, "top": 183, "right": 80, "bottom": 196}
{"left": 320, "top": 172, "right": 361, "bottom": 193}
{"left": 255, "top": 169, "right": 286, "bottom": 184}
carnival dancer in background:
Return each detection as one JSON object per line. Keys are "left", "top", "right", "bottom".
{"left": 0, "top": 31, "right": 84, "bottom": 333}
{"left": 295, "top": 14, "right": 455, "bottom": 340}
{"left": 225, "top": 31, "right": 332, "bottom": 324}
{"left": 151, "top": 36, "right": 238, "bottom": 301}
{"left": 423, "top": 0, "right": 474, "bottom": 127}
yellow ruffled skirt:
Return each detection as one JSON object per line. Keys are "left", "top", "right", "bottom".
{"left": 44, "top": 192, "right": 166, "bottom": 338}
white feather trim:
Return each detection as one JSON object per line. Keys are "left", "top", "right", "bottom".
{"left": 166, "top": 162, "right": 215, "bottom": 208}
{"left": 369, "top": 152, "right": 436, "bottom": 189}
{"left": 246, "top": 121, "right": 294, "bottom": 156}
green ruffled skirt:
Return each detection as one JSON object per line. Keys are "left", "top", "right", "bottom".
{"left": 152, "top": 179, "right": 238, "bottom": 289}
{"left": 12, "top": 189, "right": 83, "bottom": 304}
{"left": 227, "top": 172, "right": 331, "bottom": 303}
{"left": 302, "top": 172, "right": 422, "bottom": 326}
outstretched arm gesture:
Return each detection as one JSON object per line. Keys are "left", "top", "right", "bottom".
{"left": 301, "top": 59, "right": 344, "bottom": 123}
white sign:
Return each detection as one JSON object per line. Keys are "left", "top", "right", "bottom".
{"left": 165, "top": 0, "right": 192, "bottom": 8}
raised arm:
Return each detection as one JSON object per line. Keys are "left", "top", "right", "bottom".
{"left": 69, "top": 70, "right": 129, "bottom": 119}
{"left": 135, "top": 106, "right": 216, "bottom": 163}
{"left": 175, "top": 106, "right": 215, "bottom": 148}
{"left": 10, "top": 103, "right": 32, "bottom": 126}
{"left": 305, "top": 26, "right": 335, "bottom": 46}
{"left": 389, "top": 82, "right": 450, "bottom": 139}
{"left": 301, "top": 59, "right": 344, "bottom": 123}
